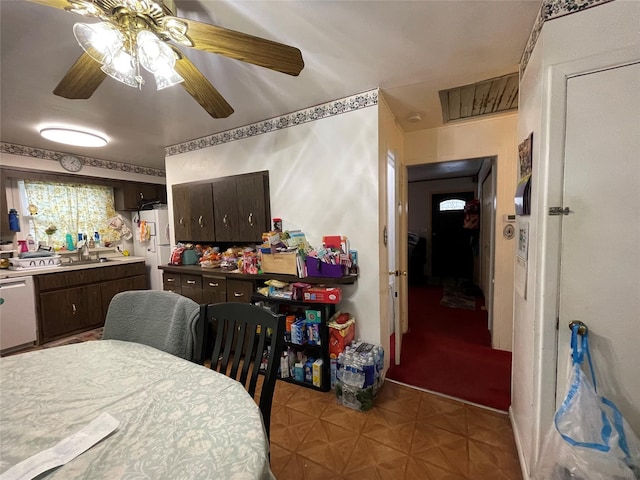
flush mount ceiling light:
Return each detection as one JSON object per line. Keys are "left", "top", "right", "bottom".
{"left": 407, "top": 112, "right": 423, "bottom": 123}
{"left": 25, "top": 0, "right": 305, "bottom": 119}
{"left": 40, "top": 127, "right": 108, "bottom": 147}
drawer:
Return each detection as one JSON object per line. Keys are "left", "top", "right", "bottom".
{"left": 181, "top": 274, "right": 202, "bottom": 290}
{"left": 203, "top": 276, "right": 226, "bottom": 292}
{"left": 226, "top": 279, "right": 254, "bottom": 304}
{"left": 163, "top": 272, "right": 181, "bottom": 287}
{"left": 203, "top": 275, "right": 226, "bottom": 304}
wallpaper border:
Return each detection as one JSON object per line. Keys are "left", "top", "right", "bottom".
{"left": 0, "top": 142, "right": 166, "bottom": 177}
{"left": 165, "top": 89, "right": 379, "bottom": 157}
{"left": 520, "top": 0, "right": 615, "bottom": 77}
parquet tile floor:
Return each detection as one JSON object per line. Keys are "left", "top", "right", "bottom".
{"left": 5, "top": 329, "right": 522, "bottom": 479}
{"left": 269, "top": 380, "right": 522, "bottom": 480}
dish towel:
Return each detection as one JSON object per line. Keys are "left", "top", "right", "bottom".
{"left": 102, "top": 290, "right": 200, "bottom": 361}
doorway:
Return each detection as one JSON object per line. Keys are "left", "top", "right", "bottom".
{"left": 388, "top": 157, "right": 512, "bottom": 410}
{"left": 431, "top": 191, "right": 475, "bottom": 280}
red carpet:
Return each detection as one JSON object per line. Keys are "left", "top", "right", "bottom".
{"left": 387, "top": 284, "right": 512, "bottom": 411}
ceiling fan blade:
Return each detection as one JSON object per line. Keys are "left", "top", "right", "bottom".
{"left": 168, "top": 17, "right": 304, "bottom": 76}
{"left": 53, "top": 52, "right": 107, "bottom": 99}
{"left": 173, "top": 51, "right": 234, "bottom": 119}
{"left": 23, "top": 0, "right": 71, "bottom": 10}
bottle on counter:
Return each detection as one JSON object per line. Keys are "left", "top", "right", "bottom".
{"left": 94, "top": 231, "right": 101, "bottom": 248}
{"left": 26, "top": 234, "right": 36, "bottom": 252}
{"left": 65, "top": 233, "right": 75, "bottom": 251}
{"left": 8, "top": 209, "right": 20, "bottom": 232}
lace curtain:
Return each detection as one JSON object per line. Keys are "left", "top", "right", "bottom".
{"left": 22, "top": 180, "right": 118, "bottom": 247}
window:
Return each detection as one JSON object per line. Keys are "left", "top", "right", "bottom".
{"left": 19, "top": 180, "right": 118, "bottom": 247}
{"left": 439, "top": 199, "right": 466, "bottom": 211}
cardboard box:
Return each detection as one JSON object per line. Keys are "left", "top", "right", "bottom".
{"left": 303, "top": 287, "right": 342, "bottom": 304}
{"left": 313, "top": 359, "right": 323, "bottom": 387}
{"left": 261, "top": 252, "right": 298, "bottom": 275}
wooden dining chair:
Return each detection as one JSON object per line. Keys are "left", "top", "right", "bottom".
{"left": 204, "top": 302, "right": 285, "bottom": 439}
{"left": 103, "top": 290, "right": 205, "bottom": 363}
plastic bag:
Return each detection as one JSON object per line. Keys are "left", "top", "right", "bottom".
{"left": 535, "top": 325, "right": 640, "bottom": 480}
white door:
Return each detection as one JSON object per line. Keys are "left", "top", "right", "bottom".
{"left": 387, "top": 153, "right": 401, "bottom": 364}
{"left": 556, "top": 63, "right": 640, "bottom": 433}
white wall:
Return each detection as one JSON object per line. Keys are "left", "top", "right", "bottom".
{"left": 165, "top": 105, "right": 382, "bottom": 345}
{"left": 404, "top": 114, "right": 518, "bottom": 352}
{"left": 513, "top": 2, "right": 640, "bottom": 477}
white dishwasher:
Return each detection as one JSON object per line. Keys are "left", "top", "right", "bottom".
{"left": 0, "top": 276, "right": 38, "bottom": 353}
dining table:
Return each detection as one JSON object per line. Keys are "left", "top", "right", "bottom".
{"left": 0, "top": 340, "right": 274, "bottom": 480}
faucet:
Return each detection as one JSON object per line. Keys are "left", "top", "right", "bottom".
{"left": 79, "top": 239, "right": 91, "bottom": 261}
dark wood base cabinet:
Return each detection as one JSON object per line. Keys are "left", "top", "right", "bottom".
{"left": 34, "top": 262, "right": 147, "bottom": 344}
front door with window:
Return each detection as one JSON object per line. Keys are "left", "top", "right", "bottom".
{"left": 431, "top": 191, "right": 474, "bottom": 279}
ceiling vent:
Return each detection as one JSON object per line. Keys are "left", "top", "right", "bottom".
{"left": 438, "top": 72, "right": 519, "bottom": 123}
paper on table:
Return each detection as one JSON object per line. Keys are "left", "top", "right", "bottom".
{"left": 0, "top": 412, "right": 119, "bottom": 480}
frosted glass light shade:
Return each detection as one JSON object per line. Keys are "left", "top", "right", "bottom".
{"left": 73, "top": 22, "right": 123, "bottom": 65}
{"left": 137, "top": 30, "right": 176, "bottom": 74}
{"left": 153, "top": 68, "right": 184, "bottom": 90}
{"left": 101, "top": 49, "right": 139, "bottom": 88}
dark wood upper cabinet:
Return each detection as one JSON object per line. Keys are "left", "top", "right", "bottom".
{"left": 212, "top": 177, "right": 239, "bottom": 242}
{"left": 114, "top": 182, "right": 167, "bottom": 210}
{"left": 236, "top": 173, "right": 270, "bottom": 242}
{"left": 172, "top": 183, "right": 215, "bottom": 243}
{"left": 173, "top": 171, "right": 270, "bottom": 244}
{"left": 212, "top": 171, "right": 270, "bottom": 243}
{"left": 189, "top": 183, "right": 215, "bottom": 242}
{"left": 172, "top": 184, "right": 191, "bottom": 242}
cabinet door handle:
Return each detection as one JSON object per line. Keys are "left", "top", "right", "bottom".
{"left": 186, "top": 280, "right": 196, "bottom": 285}
{"left": 72, "top": 303, "right": 77, "bottom": 315}
{"left": 208, "top": 282, "right": 219, "bottom": 287}
{"left": 139, "top": 192, "right": 144, "bottom": 199}
{"left": 166, "top": 278, "right": 175, "bottom": 283}
{"left": 233, "top": 292, "right": 244, "bottom": 297}
{"left": 198, "top": 216, "right": 204, "bottom": 227}
{"left": 179, "top": 217, "right": 184, "bottom": 226}
{"left": 223, "top": 214, "right": 228, "bottom": 227}
{"left": 247, "top": 213, "right": 254, "bottom": 226}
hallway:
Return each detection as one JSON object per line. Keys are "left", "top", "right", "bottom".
{"left": 387, "top": 282, "right": 512, "bottom": 411}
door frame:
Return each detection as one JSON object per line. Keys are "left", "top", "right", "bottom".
{"left": 531, "top": 46, "right": 640, "bottom": 467}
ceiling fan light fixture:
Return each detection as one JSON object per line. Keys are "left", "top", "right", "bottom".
{"left": 163, "top": 17, "right": 193, "bottom": 47}
{"left": 122, "top": 0, "right": 152, "bottom": 13}
{"left": 153, "top": 68, "right": 184, "bottom": 90}
{"left": 73, "top": 22, "right": 123, "bottom": 65}
{"left": 101, "top": 49, "right": 140, "bottom": 88}
{"left": 40, "top": 127, "right": 108, "bottom": 147}
{"left": 137, "top": 30, "right": 176, "bottom": 73}
{"left": 66, "top": 0, "right": 102, "bottom": 17}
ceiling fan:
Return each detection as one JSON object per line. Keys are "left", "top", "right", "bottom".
{"left": 25, "top": 0, "right": 305, "bottom": 119}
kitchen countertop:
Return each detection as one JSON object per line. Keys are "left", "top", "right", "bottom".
{"left": 0, "top": 256, "right": 146, "bottom": 279}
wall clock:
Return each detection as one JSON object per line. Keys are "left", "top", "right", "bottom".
{"left": 60, "top": 155, "right": 83, "bottom": 172}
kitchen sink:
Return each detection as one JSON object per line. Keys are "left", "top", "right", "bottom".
{"left": 63, "top": 258, "right": 112, "bottom": 266}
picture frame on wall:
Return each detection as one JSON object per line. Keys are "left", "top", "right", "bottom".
{"left": 519, "top": 132, "right": 533, "bottom": 180}
{"left": 515, "top": 131, "right": 533, "bottom": 215}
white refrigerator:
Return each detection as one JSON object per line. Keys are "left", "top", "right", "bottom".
{"left": 132, "top": 206, "right": 172, "bottom": 291}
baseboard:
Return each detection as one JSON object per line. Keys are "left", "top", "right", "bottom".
{"left": 509, "top": 406, "right": 531, "bottom": 480}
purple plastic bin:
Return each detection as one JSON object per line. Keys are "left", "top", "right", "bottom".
{"left": 305, "top": 256, "right": 345, "bottom": 278}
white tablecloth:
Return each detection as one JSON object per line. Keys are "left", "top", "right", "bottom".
{"left": 0, "top": 340, "right": 273, "bottom": 480}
